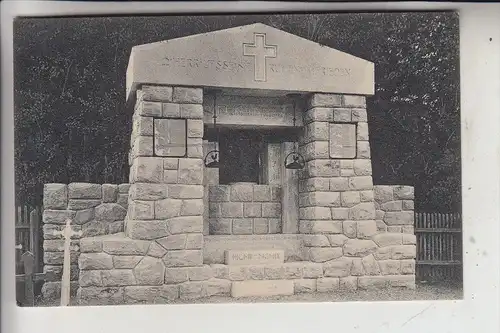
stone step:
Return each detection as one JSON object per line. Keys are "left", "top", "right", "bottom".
{"left": 224, "top": 249, "right": 284, "bottom": 266}
{"left": 211, "top": 261, "right": 324, "bottom": 281}
{"left": 231, "top": 279, "right": 294, "bottom": 298}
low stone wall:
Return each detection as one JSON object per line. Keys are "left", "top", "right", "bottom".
{"left": 43, "top": 183, "right": 417, "bottom": 304}
{"left": 41, "top": 182, "right": 129, "bottom": 298}
{"left": 208, "top": 183, "right": 282, "bottom": 235}
{"left": 374, "top": 185, "right": 415, "bottom": 234}
{"left": 78, "top": 233, "right": 181, "bottom": 304}
{"left": 77, "top": 232, "right": 416, "bottom": 304}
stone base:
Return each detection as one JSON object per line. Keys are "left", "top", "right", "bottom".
{"left": 74, "top": 232, "right": 415, "bottom": 305}
{"left": 77, "top": 268, "right": 415, "bottom": 304}
{"left": 232, "top": 280, "right": 294, "bottom": 298}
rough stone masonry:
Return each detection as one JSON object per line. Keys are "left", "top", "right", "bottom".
{"left": 41, "top": 23, "right": 416, "bottom": 304}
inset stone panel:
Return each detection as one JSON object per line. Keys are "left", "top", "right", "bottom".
{"left": 208, "top": 184, "right": 282, "bottom": 235}
{"left": 329, "top": 123, "right": 357, "bottom": 159}
{"left": 154, "top": 118, "right": 187, "bottom": 157}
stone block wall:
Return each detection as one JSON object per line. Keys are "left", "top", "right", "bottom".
{"left": 77, "top": 233, "right": 232, "bottom": 304}
{"left": 374, "top": 185, "right": 415, "bottom": 234}
{"left": 208, "top": 183, "right": 282, "bottom": 235}
{"left": 77, "top": 234, "right": 415, "bottom": 305}
{"left": 126, "top": 84, "right": 205, "bottom": 241}
{"left": 298, "top": 93, "right": 375, "bottom": 262}
{"left": 296, "top": 93, "right": 416, "bottom": 290}
{"left": 41, "top": 182, "right": 129, "bottom": 298}
{"left": 116, "top": 85, "right": 207, "bottom": 300}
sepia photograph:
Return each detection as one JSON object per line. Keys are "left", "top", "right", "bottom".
{"left": 12, "top": 11, "right": 462, "bottom": 307}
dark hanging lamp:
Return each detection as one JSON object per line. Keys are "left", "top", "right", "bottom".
{"left": 284, "top": 151, "right": 305, "bottom": 170}
{"left": 204, "top": 90, "right": 220, "bottom": 168}
{"left": 284, "top": 93, "right": 305, "bottom": 170}
{"left": 204, "top": 150, "right": 220, "bottom": 168}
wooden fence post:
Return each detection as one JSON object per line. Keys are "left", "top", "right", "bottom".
{"left": 21, "top": 252, "right": 35, "bottom": 306}
{"left": 29, "top": 208, "right": 41, "bottom": 274}
{"left": 15, "top": 204, "right": 44, "bottom": 306}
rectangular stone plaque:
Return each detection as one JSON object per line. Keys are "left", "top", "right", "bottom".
{"left": 203, "top": 234, "right": 304, "bottom": 264}
{"left": 203, "top": 94, "right": 303, "bottom": 128}
{"left": 154, "top": 118, "right": 186, "bottom": 157}
{"left": 231, "top": 280, "right": 294, "bottom": 298}
{"left": 329, "top": 123, "right": 356, "bottom": 158}
{"left": 225, "top": 249, "right": 285, "bottom": 265}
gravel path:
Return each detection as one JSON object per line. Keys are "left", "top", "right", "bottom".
{"left": 33, "top": 282, "right": 462, "bottom": 307}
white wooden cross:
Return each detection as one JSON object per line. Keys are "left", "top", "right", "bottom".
{"left": 52, "top": 219, "right": 82, "bottom": 306}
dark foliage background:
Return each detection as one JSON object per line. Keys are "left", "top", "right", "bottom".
{"left": 13, "top": 12, "right": 460, "bottom": 212}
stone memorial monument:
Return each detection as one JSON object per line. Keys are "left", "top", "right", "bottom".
{"left": 42, "top": 23, "right": 416, "bottom": 304}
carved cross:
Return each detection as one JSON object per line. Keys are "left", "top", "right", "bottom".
{"left": 243, "top": 33, "right": 277, "bottom": 82}
{"left": 53, "top": 219, "right": 82, "bottom": 306}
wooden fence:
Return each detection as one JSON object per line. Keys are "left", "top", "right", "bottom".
{"left": 415, "top": 212, "right": 463, "bottom": 283}
{"left": 15, "top": 205, "right": 45, "bottom": 306}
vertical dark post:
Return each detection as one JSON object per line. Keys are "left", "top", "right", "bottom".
{"left": 30, "top": 207, "right": 41, "bottom": 273}
{"left": 21, "top": 252, "right": 35, "bottom": 306}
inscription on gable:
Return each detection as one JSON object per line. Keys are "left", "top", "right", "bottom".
{"left": 161, "top": 57, "right": 351, "bottom": 78}
{"left": 162, "top": 57, "right": 251, "bottom": 72}
{"left": 270, "top": 64, "right": 351, "bottom": 77}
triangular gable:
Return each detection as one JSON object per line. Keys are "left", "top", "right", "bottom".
{"left": 126, "top": 23, "right": 374, "bottom": 100}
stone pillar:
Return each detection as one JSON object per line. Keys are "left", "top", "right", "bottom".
{"left": 298, "top": 93, "right": 415, "bottom": 291}
{"left": 298, "top": 93, "right": 347, "bottom": 263}
{"left": 126, "top": 85, "right": 207, "bottom": 298}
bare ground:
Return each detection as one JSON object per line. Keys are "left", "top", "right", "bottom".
{"left": 173, "top": 282, "right": 462, "bottom": 304}
{"left": 33, "top": 282, "right": 462, "bottom": 307}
